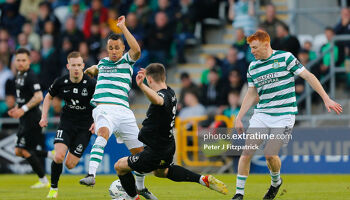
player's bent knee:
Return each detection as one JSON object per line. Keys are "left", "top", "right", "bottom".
{"left": 65, "top": 160, "right": 77, "bottom": 169}
{"left": 54, "top": 153, "right": 65, "bottom": 163}
{"left": 114, "top": 157, "right": 129, "bottom": 175}
{"left": 265, "top": 155, "right": 278, "bottom": 162}
{"left": 97, "top": 127, "right": 109, "bottom": 140}
{"left": 153, "top": 169, "right": 167, "bottom": 178}
{"left": 14, "top": 148, "right": 22, "bottom": 157}
{"left": 21, "top": 149, "right": 31, "bottom": 158}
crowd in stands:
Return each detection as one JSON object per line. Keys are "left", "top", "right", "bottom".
{"left": 0, "top": 0, "right": 349, "bottom": 130}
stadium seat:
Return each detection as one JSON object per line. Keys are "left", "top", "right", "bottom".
{"left": 313, "top": 34, "right": 328, "bottom": 52}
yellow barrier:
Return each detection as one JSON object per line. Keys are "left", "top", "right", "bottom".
{"left": 175, "top": 115, "right": 236, "bottom": 167}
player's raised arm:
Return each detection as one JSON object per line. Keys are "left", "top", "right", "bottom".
{"left": 299, "top": 69, "right": 343, "bottom": 114}
{"left": 39, "top": 93, "right": 54, "bottom": 127}
{"left": 136, "top": 68, "right": 164, "bottom": 106}
{"left": 84, "top": 65, "right": 98, "bottom": 77}
{"left": 117, "top": 15, "right": 141, "bottom": 61}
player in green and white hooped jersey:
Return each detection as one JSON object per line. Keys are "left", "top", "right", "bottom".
{"left": 80, "top": 16, "right": 157, "bottom": 200}
{"left": 231, "top": 30, "right": 342, "bottom": 200}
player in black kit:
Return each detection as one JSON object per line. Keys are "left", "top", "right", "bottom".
{"left": 39, "top": 52, "right": 96, "bottom": 198}
{"left": 9, "top": 48, "right": 53, "bottom": 189}
{"left": 114, "top": 63, "right": 228, "bottom": 200}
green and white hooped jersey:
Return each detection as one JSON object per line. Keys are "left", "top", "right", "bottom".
{"left": 91, "top": 53, "right": 135, "bottom": 108}
{"left": 247, "top": 50, "right": 305, "bottom": 116}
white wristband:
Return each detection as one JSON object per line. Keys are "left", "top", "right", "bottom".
{"left": 21, "top": 105, "right": 29, "bottom": 112}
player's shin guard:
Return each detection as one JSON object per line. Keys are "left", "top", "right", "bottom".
{"left": 51, "top": 161, "right": 63, "bottom": 188}
{"left": 26, "top": 154, "right": 45, "bottom": 178}
{"left": 89, "top": 136, "right": 107, "bottom": 176}
{"left": 119, "top": 172, "right": 137, "bottom": 198}
{"left": 166, "top": 165, "right": 201, "bottom": 183}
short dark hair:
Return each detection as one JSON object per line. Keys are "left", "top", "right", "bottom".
{"left": 15, "top": 48, "right": 30, "bottom": 56}
{"left": 180, "top": 72, "right": 190, "bottom": 80}
{"left": 325, "top": 26, "right": 334, "bottom": 32}
{"left": 67, "top": 51, "right": 82, "bottom": 61}
{"left": 108, "top": 33, "right": 123, "bottom": 41}
{"left": 145, "top": 63, "right": 166, "bottom": 82}
{"left": 228, "top": 89, "right": 240, "bottom": 97}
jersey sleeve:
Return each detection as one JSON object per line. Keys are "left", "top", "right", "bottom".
{"left": 27, "top": 73, "right": 42, "bottom": 93}
{"left": 247, "top": 71, "right": 255, "bottom": 87}
{"left": 157, "top": 90, "right": 172, "bottom": 110}
{"left": 125, "top": 52, "right": 135, "bottom": 76}
{"left": 48, "top": 78, "right": 60, "bottom": 97}
{"left": 286, "top": 52, "right": 305, "bottom": 75}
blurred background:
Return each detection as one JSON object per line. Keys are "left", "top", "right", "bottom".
{"left": 0, "top": 0, "right": 349, "bottom": 175}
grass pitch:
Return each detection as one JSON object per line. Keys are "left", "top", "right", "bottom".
{"left": 0, "top": 174, "right": 349, "bottom": 200}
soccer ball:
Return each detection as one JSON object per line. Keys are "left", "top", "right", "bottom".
{"left": 109, "top": 179, "right": 129, "bottom": 200}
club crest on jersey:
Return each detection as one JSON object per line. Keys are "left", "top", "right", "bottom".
{"left": 272, "top": 60, "right": 280, "bottom": 69}
{"left": 81, "top": 88, "right": 88, "bottom": 96}
{"left": 73, "top": 88, "right": 78, "bottom": 93}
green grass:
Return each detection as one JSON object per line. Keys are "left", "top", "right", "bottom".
{"left": 0, "top": 174, "right": 349, "bottom": 199}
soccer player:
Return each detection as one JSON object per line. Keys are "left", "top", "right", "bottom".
{"left": 79, "top": 16, "right": 157, "bottom": 199}
{"left": 231, "top": 30, "right": 342, "bottom": 200}
{"left": 114, "top": 63, "right": 228, "bottom": 200}
{"left": 8, "top": 48, "right": 54, "bottom": 188}
{"left": 39, "top": 52, "right": 96, "bottom": 198}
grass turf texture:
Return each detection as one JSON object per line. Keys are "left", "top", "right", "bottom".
{"left": 0, "top": 174, "right": 349, "bottom": 200}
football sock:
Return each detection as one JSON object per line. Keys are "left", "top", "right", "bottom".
{"left": 26, "top": 154, "right": 45, "bottom": 178}
{"left": 134, "top": 171, "right": 145, "bottom": 190}
{"left": 270, "top": 171, "right": 281, "bottom": 187}
{"left": 34, "top": 150, "right": 48, "bottom": 157}
{"left": 236, "top": 174, "right": 247, "bottom": 195}
{"left": 89, "top": 136, "right": 107, "bottom": 176}
{"left": 51, "top": 161, "right": 63, "bottom": 188}
{"left": 118, "top": 172, "right": 137, "bottom": 198}
{"left": 166, "top": 165, "right": 201, "bottom": 183}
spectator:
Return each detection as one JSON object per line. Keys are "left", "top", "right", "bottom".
{"left": 228, "top": 0, "right": 256, "bottom": 36}
{"left": 22, "top": 22, "right": 41, "bottom": 51}
{"left": 1, "top": 78, "right": 18, "bottom": 132}
{"left": 99, "top": 23, "right": 111, "bottom": 50}
{"left": 61, "top": 17, "right": 84, "bottom": 51}
{"left": 319, "top": 27, "right": 340, "bottom": 77}
{"left": 0, "top": 1, "right": 25, "bottom": 37}
{"left": 83, "top": 0, "right": 108, "bottom": 38}
{"left": 334, "top": 7, "right": 350, "bottom": 35}
{"left": 0, "top": 39, "right": 12, "bottom": 68}
{"left": 0, "top": 60, "right": 13, "bottom": 101}
{"left": 19, "top": 0, "right": 42, "bottom": 21}
{"left": 66, "top": 0, "right": 86, "bottom": 31}
{"left": 220, "top": 69, "right": 247, "bottom": 105}
{"left": 152, "top": 0, "right": 177, "bottom": 24}
{"left": 146, "top": 11, "right": 174, "bottom": 66}
{"left": 16, "top": 33, "right": 32, "bottom": 50}
{"left": 200, "top": 55, "right": 222, "bottom": 86}
{"left": 0, "top": 29, "right": 16, "bottom": 53}
{"left": 179, "top": 90, "right": 206, "bottom": 119}
{"left": 39, "top": 35, "right": 60, "bottom": 92}
{"left": 259, "top": 3, "right": 286, "bottom": 42}
{"left": 200, "top": 68, "right": 223, "bottom": 108}
{"left": 222, "top": 90, "right": 241, "bottom": 118}
{"left": 295, "top": 49, "right": 310, "bottom": 98}
{"left": 178, "top": 72, "right": 199, "bottom": 111}
{"left": 79, "top": 41, "right": 97, "bottom": 68}
{"left": 174, "top": 0, "right": 196, "bottom": 64}
{"left": 272, "top": 23, "right": 300, "bottom": 57}
{"left": 43, "top": 20, "right": 61, "bottom": 49}
{"left": 128, "top": 0, "right": 152, "bottom": 28}
{"left": 87, "top": 22, "right": 102, "bottom": 60}
{"left": 59, "top": 37, "right": 73, "bottom": 74}
{"left": 30, "top": 50, "right": 41, "bottom": 75}
{"left": 35, "top": 2, "right": 61, "bottom": 35}
{"left": 221, "top": 47, "right": 246, "bottom": 82}
{"left": 108, "top": 8, "right": 122, "bottom": 34}
{"left": 303, "top": 40, "right": 317, "bottom": 61}
{"left": 126, "top": 12, "right": 145, "bottom": 42}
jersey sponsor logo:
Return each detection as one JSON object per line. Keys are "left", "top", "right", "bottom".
{"left": 256, "top": 72, "right": 279, "bottom": 87}
{"left": 272, "top": 60, "right": 280, "bottom": 69}
{"left": 81, "top": 88, "right": 88, "bottom": 96}
{"left": 69, "top": 99, "right": 86, "bottom": 110}
{"left": 33, "top": 83, "right": 41, "bottom": 90}
{"left": 73, "top": 88, "right": 78, "bottom": 93}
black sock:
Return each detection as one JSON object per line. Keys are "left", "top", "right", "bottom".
{"left": 51, "top": 161, "right": 63, "bottom": 188}
{"left": 26, "top": 154, "right": 45, "bottom": 178}
{"left": 34, "top": 150, "right": 48, "bottom": 158}
{"left": 167, "top": 165, "right": 201, "bottom": 183}
{"left": 118, "top": 172, "right": 137, "bottom": 198}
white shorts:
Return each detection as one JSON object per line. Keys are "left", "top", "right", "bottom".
{"left": 92, "top": 104, "right": 143, "bottom": 149}
{"left": 249, "top": 112, "right": 295, "bottom": 128}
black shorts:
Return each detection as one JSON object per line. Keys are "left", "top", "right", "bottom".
{"left": 16, "top": 124, "right": 43, "bottom": 150}
{"left": 128, "top": 143, "right": 175, "bottom": 174}
{"left": 54, "top": 120, "right": 92, "bottom": 158}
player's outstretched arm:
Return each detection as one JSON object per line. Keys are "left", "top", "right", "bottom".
{"left": 235, "top": 87, "right": 258, "bottom": 133}
{"left": 299, "top": 69, "right": 343, "bottom": 114}
{"left": 136, "top": 68, "right": 164, "bottom": 106}
{"left": 39, "top": 93, "right": 54, "bottom": 127}
{"left": 117, "top": 15, "right": 141, "bottom": 61}
{"left": 84, "top": 65, "right": 98, "bottom": 77}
